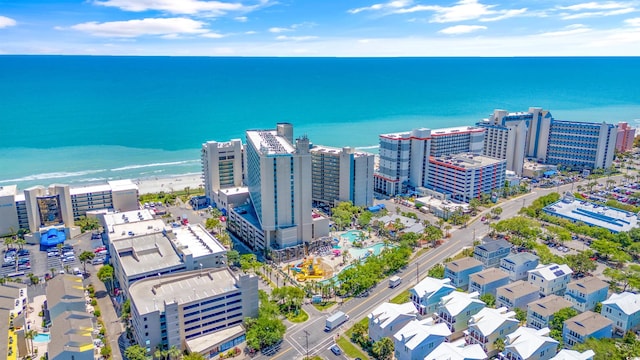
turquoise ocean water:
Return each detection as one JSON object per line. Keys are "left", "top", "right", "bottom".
{"left": 1, "top": 56, "right": 639, "bottom": 190}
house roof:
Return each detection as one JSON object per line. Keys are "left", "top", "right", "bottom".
{"left": 440, "top": 291, "right": 485, "bottom": 317}
{"left": 564, "top": 311, "right": 612, "bottom": 336}
{"left": 551, "top": 349, "right": 596, "bottom": 360}
{"left": 412, "top": 277, "right": 455, "bottom": 299}
{"left": 45, "top": 275, "right": 85, "bottom": 307}
{"left": 368, "top": 302, "right": 417, "bottom": 330}
{"left": 426, "top": 342, "right": 487, "bottom": 360}
{"left": 567, "top": 277, "right": 609, "bottom": 294}
{"left": 505, "top": 327, "right": 558, "bottom": 359}
{"left": 602, "top": 292, "right": 640, "bottom": 315}
{"left": 446, "top": 257, "right": 483, "bottom": 272}
{"left": 0, "top": 283, "right": 27, "bottom": 299}
{"left": 529, "top": 263, "right": 573, "bottom": 281}
{"left": 469, "top": 268, "right": 509, "bottom": 285}
{"left": 476, "top": 239, "right": 511, "bottom": 252}
{"left": 393, "top": 318, "right": 451, "bottom": 351}
{"left": 497, "top": 280, "right": 539, "bottom": 299}
{"left": 528, "top": 295, "right": 573, "bottom": 317}
{"left": 468, "top": 307, "right": 518, "bottom": 336}
{"left": 501, "top": 252, "right": 539, "bottom": 267}
{"left": 48, "top": 311, "right": 94, "bottom": 359}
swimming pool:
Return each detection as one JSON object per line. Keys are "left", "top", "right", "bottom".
{"left": 33, "top": 333, "right": 50, "bottom": 343}
{"left": 341, "top": 230, "right": 364, "bottom": 243}
{"left": 348, "top": 243, "right": 391, "bottom": 260}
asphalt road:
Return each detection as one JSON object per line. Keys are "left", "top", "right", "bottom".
{"left": 256, "top": 174, "right": 627, "bottom": 359}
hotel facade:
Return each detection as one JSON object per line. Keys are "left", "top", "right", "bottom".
{"left": 201, "top": 139, "right": 244, "bottom": 207}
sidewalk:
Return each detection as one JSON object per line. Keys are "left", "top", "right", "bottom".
{"left": 92, "top": 277, "right": 124, "bottom": 360}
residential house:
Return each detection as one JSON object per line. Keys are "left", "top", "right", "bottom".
{"left": 601, "top": 292, "right": 640, "bottom": 335}
{"left": 465, "top": 307, "right": 519, "bottom": 357}
{"left": 498, "top": 327, "right": 558, "bottom": 360}
{"left": 426, "top": 342, "right": 488, "bottom": 360}
{"left": 469, "top": 268, "right": 510, "bottom": 297}
{"left": 528, "top": 263, "right": 573, "bottom": 297}
{"left": 500, "top": 252, "right": 539, "bottom": 281}
{"left": 368, "top": 302, "right": 418, "bottom": 342}
{"left": 496, "top": 280, "right": 540, "bottom": 310}
{"left": 435, "top": 291, "right": 486, "bottom": 340}
{"left": 393, "top": 318, "right": 451, "bottom": 360}
{"left": 473, "top": 239, "right": 512, "bottom": 268}
{"left": 550, "top": 349, "right": 595, "bottom": 360}
{"left": 445, "top": 257, "right": 484, "bottom": 290}
{"left": 527, "top": 295, "right": 573, "bottom": 330}
{"left": 563, "top": 311, "right": 613, "bottom": 347}
{"left": 410, "top": 277, "right": 456, "bottom": 316}
{"left": 564, "top": 277, "right": 609, "bottom": 313}
{"left": 48, "top": 311, "right": 95, "bottom": 360}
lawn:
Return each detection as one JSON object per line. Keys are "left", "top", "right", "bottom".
{"left": 337, "top": 336, "right": 368, "bottom": 359}
{"left": 346, "top": 317, "right": 369, "bottom": 338}
{"left": 414, "top": 247, "right": 430, "bottom": 258}
{"left": 390, "top": 290, "right": 410, "bottom": 304}
{"left": 312, "top": 301, "right": 336, "bottom": 311}
{"left": 286, "top": 309, "right": 309, "bottom": 323}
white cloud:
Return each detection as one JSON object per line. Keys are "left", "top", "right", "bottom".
{"left": 0, "top": 15, "right": 17, "bottom": 28}
{"left": 626, "top": 17, "right": 640, "bottom": 26}
{"left": 234, "top": 16, "right": 248, "bottom": 22}
{"left": 68, "top": 17, "right": 209, "bottom": 37}
{"left": 438, "top": 24, "right": 487, "bottom": 34}
{"left": 555, "top": 1, "right": 635, "bottom": 19}
{"left": 558, "top": 1, "right": 631, "bottom": 11}
{"left": 275, "top": 35, "right": 318, "bottom": 41}
{"left": 245, "top": 30, "right": 257, "bottom": 34}
{"left": 268, "top": 22, "right": 314, "bottom": 33}
{"left": 348, "top": 0, "right": 412, "bottom": 14}
{"left": 539, "top": 24, "right": 591, "bottom": 36}
{"left": 92, "top": 0, "right": 269, "bottom": 16}
{"left": 201, "top": 32, "right": 225, "bottom": 38}
{"left": 560, "top": 8, "right": 635, "bottom": 19}
{"left": 479, "top": 8, "right": 527, "bottom": 22}
{"left": 269, "top": 27, "right": 292, "bottom": 33}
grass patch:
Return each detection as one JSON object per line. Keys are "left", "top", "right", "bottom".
{"left": 346, "top": 317, "right": 369, "bottom": 338}
{"left": 312, "top": 301, "right": 336, "bottom": 311}
{"left": 303, "top": 357, "right": 323, "bottom": 360}
{"left": 390, "top": 290, "right": 410, "bottom": 304}
{"left": 451, "top": 248, "right": 474, "bottom": 261}
{"left": 337, "top": 336, "right": 368, "bottom": 359}
{"left": 286, "top": 309, "right": 309, "bottom": 323}
{"left": 414, "top": 247, "right": 430, "bottom": 258}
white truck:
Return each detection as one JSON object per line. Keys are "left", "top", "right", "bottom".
{"left": 325, "top": 311, "right": 349, "bottom": 332}
{"left": 389, "top": 275, "right": 402, "bottom": 288}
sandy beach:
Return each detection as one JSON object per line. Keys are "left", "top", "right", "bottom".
{"left": 135, "top": 174, "right": 204, "bottom": 195}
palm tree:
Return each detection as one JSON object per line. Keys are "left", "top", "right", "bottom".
{"left": 25, "top": 329, "right": 37, "bottom": 355}
{"left": 167, "top": 345, "right": 181, "bottom": 360}
{"left": 155, "top": 345, "right": 168, "bottom": 360}
{"left": 3, "top": 237, "right": 13, "bottom": 251}
{"left": 444, "top": 224, "right": 452, "bottom": 238}
{"left": 14, "top": 238, "right": 26, "bottom": 250}
{"left": 78, "top": 251, "right": 95, "bottom": 274}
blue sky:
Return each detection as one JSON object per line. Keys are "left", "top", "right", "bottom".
{"left": 1, "top": 0, "right": 640, "bottom": 55}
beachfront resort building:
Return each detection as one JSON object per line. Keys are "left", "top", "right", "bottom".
{"left": 374, "top": 126, "right": 485, "bottom": 196}
{"left": 201, "top": 139, "right": 244, "bottom": 208}
{"left": 0, "top": 180, "right": 138, "bottom": 240}
{"left": 129, "top": 268, "right": 258, "bottom": 358}
{"left": 616, "top": 122, "right": 636, "bottom": 153}
{"left": 310, "top": 145, "right": 375, "bottom": 207}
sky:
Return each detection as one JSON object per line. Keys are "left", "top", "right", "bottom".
{"left": 1, "top": 0, "right": 640, "bottom": 56}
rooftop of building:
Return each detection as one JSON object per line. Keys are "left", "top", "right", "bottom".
{"left": 203, "top": 139, "right": 242, "bottom": 148}
{"left": 602, "top": 291, "right": 640, "bottom": 315}
{"left": 470, "top": 268, "right": 510, "bottom": 285}
{"left": 232, "top": 203, "right": 262, "bottom": 230}
{"left": 379, "top": 128, "right": 430, "bottom": 141}
{"left": 476, "top": 238, "right": 511, "bottom": 253}
{"left": 310, "top": 145, "right": 374, "bottom": 158}
{"left": 498, "top": 280, "right": 539, "bottom": 298}
{"left": 172, "top": 225, "right": 226, "bottom": 257}
{"left": 186, "top": 324, "right": 245, "bottom": 354}
{"left": 502, "top": 252, "right": 539, "bottom": 267}
{"left": 411, "top": 277, "right": 454, "bottom": 298}
{"left": 368, "top": 302, "right": 417, "bottom": 329}
{"left": 112, "top": 232, "right": 184, "bottom": 278}
{"left": 67, "top": 179, "right": 138, "bottom": 195}
{"left": 414, "top": 196, "right": 471, "bottom": 213}
{"left": 0, "top": 282, "right": 27, "bottom": 299}
{"left": 567, "top": 276, "right": 609, "bottom": 294}
{"left": 426, "top": 343, "right": 487, "bottom": 360}
{"left": 108, "top": 218, "right": 167, "bottom": 242}
{"left": 48, "top": 311, "right": 94, "bottom": 359}
{"left": 102, "top": 209, "right": 155, "bottom": 230}
{"left": 564, "top": 311, "right": 612, "bottom": 335}
{"left": 551, "top": 349, "right": 596, "bottom": 360}
{"left": 430, "top": 153, "right": 506, "bottom": 169}
{"left": 0, "top": 185, "right": 17, "bottom": 197}
{"left": 393, "top": 318, "right": 451, "bottom": 350}
{"left": 218, "top": 186, "right": 249, "bottom": 196}
{"left": 469, "top": 307, "right": 517, "bottom": 336}
{"left": 544, "top": 197, "right": 638, "bottom": 233}
{"left": 430, "top": 126, "right": 485, "bottom": 136}
{"left": 129, "top": 268, "right": 243, "bottom": 315}
{"left": 247, "top": 129, "right": 295, "bottom": 155}
{"left": 45, "top": 275, "right": 85, "bottom": 306}
{"left": 440, "top": 291, "right": 484, "bottom": 316}
{"left": 445, "top": 257, "right": 483, "bottom": 272}
{"left": 505, "top": 327, "right": 557, "bottom": 359}
{"left": 528, "top": 295, "right": 573, "bottom": 317}
{"left": 529, "top": 263, "right": 573, "bottom": 281}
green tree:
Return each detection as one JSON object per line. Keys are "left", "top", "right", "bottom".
{"left": 514, "top": 307, "right": 527, "bottom": 323}
{"left": 490, "top": 206, "right": 503, "bottom": 218}
{"left": 78, "top": 251, "right": 96, "bottom": 274}
{"left": 372, "top": 337, "right": 394, "bottom": 360}
{"left": 167, "top": 346, "right": 181, "bottom": 360}
{"left": 3, "top": 237, "right": 14, "bottom": 251}
{"left": 183, "top": 353, "right": 205, "bottom": 360}
{"left": 493, "top": 338, "right": 505, "bottom": 352}
{"left": 549, "top": 307, "right": 579, "bottom": 345}
{"left": 479, "top": 293, "right": 495, "bottom": 308}
{"left": 124, "top": 344, "right": 148, "bottom": 360}
{"left": 75, "top": 216, "right": 101, "bottom": 232}
{"left": 25, "top": 329, "right": 37, "bottom": 356}
{"left": 121, "top": 299, "right": 131, "bottom": 321}
{"left": 97, "top": 264, "right": 115, "bottom": 294}
{"left": 226, "top": 250, "right": 240, "bottom": 266}
{"left": 564, "top": 251, "right": 597, "bottom": 276}
{"left": 427, "top": 264, "right": 445, "bottom": 279}
{"left": 204, "top": 217, "right": 220, "bottom": 232}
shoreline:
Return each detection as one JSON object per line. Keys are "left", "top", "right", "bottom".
{"left": 134, "top": 174, "right": 204, "bottom": 195}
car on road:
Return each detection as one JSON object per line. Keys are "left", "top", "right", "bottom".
{"left": 330, "top": 345, "right": 342, "bottom": 356}
{"left": 94, "top": 247, "right": 106, "bottom": 253}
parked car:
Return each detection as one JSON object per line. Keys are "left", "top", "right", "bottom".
{"left": 92, "top": 257, "right": 105, "bottom": 265}
{"left": 330, "top": 345, "right": 342, "bottom": 356}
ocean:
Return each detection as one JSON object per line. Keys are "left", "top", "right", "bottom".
{"left": 1, "top": 56, "right": 639, "bottom": 190}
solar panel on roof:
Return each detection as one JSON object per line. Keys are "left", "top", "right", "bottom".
{"left": 550, "top": 265, "right": 559, "bottom": 270}
{"left": 553, "top": 270, "right": 565, "bottom": 277}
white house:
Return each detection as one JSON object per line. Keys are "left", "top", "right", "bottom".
{"left": 368, "top": 302, "right": 418, "bottom": 342}
{"left": 601, "top": 291, "right": 640, "bottom": 335}
{"left": 393, "top": 318, "right": 451, "bottom": 360}
{"left": 465, "top": 307, "right": 519, "bottom": 357}
{"left": 498, "top": 327, "right": 558, "bottom": 360}
{"left": 410, "top": 277, "right": 456, "bottom": 316}
{"left": 528, "top": 263, "right": 573, "bottom": 297}
{"left": 436, "top": 291, "right": 486, "bottom": 340}
{"left": 426, "top": 342, "right": 488, "bottom": 360}
{"left": 550, "top": 349, "right": 595, "bottom": 360}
